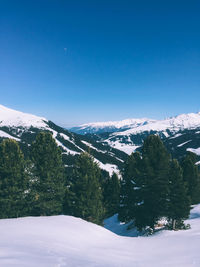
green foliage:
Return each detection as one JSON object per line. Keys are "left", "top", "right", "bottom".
{"left": 137, "top": 135, "right": 170, "bottom": 229}
{"left": 0, "top": 139, "right": 27, "bottom": 218}
{"left": 167, "top": 159, "right": 191, "bottom": 230}
{"left": 119, "top": 135, "right": 191, "bottom": 232}
{"left": 64, "top": 152, "right": 104, "bottom": 224}
{"left": 103, "top": 172, "right": 120, "bottom": 217}
{"left": 181, "top": 152, "right": 200, "bottom": 204}
{"left": 30, "top": 132, "right": 65, "bottom": 216}
{"left": 118, "top": 152, "right": 143, "bottom": 223}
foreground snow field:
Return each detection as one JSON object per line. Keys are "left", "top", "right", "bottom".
{"left": 0, "top": 205, "right": 200, "bottom": 267}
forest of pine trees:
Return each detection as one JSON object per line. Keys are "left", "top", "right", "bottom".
{"left": 0, "top": 132, "right": 200, "bottom": 232}
{"left": 119, "top": 135, "right": 200, "bottom": 231}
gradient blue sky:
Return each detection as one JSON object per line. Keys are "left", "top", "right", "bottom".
{"left": 1, "top": 0, "right": 200, "bottom": 127}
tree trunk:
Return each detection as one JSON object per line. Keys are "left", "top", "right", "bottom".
{"left": 172, "top": 219, "right": 176, "bottom": 230}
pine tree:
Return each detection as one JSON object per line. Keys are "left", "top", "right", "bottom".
{"left": 167, "top": 159, "right": 191, "bottom": 230}
{"left": 30, "top": 132, "right": 65, "bottom": 216}
{"left": 181, "top": 152, "right": 200, "bottom": 204}
{"left": 118, "top": 152, "right": 143, "bottom": 223}
{"left": 103, "top": 172, "right": 120, "bottom": 217}
{"left": 138, "top": 135, "right": 170, "bottom": 230}
{"left": 64, "top": 152, "right": 104, "bottom": 224}
{"left": 0, "top": 139, "right": 27, "bottom": 218}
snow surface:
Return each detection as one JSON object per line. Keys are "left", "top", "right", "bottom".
{"left": 79, "top": 118, "right": 155, "bottom": 130}
{"left": 1, "top": 205, "right": 200, "bottom": 266}
{"left": 94, "top": 158, "right": 120, "bottom": 177}
{"left": 104, "top": 214, "right": 139, "bottom": 237}
{"left": 113, "top": 112, "right": 200, "bottom": 137}
{"left": 177, "top": 140, "right": 192, "bottom": 147}
{"left": 0, "top": 130, "right": 20, "bottom": 141}
{"left": 0, "top": 104, "right": 47, "bottom": 128}
{"left": 187, "top": 147, "right": 200, "bottom": 156}
{"left": 81, "top": 140, "right": 107, "bottom": 154}
{"left": 106, "top": 139, "right": 140, "bottom": 155}
{"left": 74, "top": 112, "right": 200, "bottom": 136}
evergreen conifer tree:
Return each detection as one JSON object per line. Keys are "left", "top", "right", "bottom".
{"left": 0, "top": 139, "right": 27, "bottom": 218}
{"left": 103, "top": 172, "right": 120, "bottom": 217}
{"left": 181, "top": 152, "right": 200, "bottom": 204}
{"left": 118, "top": 152, "right": 143, "bottom": 223}
{"left": 30, "top": 132, "right": 65, "bottom": 216}
{"left": 139, "top": 135, "right": 170, "bottom": 230}
{"left": 167, "top": 159, "right": 190, "bottom": 230}
{"left": 64, "top": 152, "right": 104, "bottom": 224}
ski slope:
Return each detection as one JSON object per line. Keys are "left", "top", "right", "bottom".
{"left": 0, "top": 205, "right": 200, "bottom": 266}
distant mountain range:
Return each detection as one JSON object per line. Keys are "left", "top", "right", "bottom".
{"left": 1, "top": 104, "right": 200, "bottom": 175}
{"left": 70, "top": 118, "right": 155, "bottom": 134}
{"left": 71, "top": 113, "right": 200, "bottom": 162}
{"left": 71, "top": 113, "right": 200, "bottom": 136}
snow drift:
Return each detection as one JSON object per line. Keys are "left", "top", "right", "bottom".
{"left": 0, "top": 205, "right": 200, "bottom": 266}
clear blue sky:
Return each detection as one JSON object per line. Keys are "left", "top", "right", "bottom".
{"left": 1, "top": 0, "right": 200, "bottom": 127}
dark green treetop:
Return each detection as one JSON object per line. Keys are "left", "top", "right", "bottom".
{"left": 30, "top": 132, "right": 65, "bottom": 216}
{"left": 64, "top": 152, "right": 104, "bottom": 224}
{"left": 0, "top": 139, "right": 27, "bottom": 218}
{"left": 167, "top": 159, "right": 191, "bottom": 229}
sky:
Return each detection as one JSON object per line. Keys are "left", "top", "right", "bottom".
{"left": 0, "top": 0, "right": 200, "bottom": 127}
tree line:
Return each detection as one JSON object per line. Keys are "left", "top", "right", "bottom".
{"left": 0, "top": 132, "right": 199, "bottom": 232}
{"left": 119, "top": 135, "right": 200, "bottom": 231}
{"left": 0, "top": 132, "right": 119, "bottom": 224}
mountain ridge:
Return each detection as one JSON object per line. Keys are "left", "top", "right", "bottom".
{"left": 71, "top": 112, "right": 200, "bottom": 135}
{"left": 1, "top": 104, "right": 200, "bottom": 170}
{"left": 0, "top": 104, "right": 126, "bottom": 176}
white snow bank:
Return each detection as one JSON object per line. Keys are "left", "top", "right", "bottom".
{"left": 1, "top": 205, "right": 200, "bottom": 266}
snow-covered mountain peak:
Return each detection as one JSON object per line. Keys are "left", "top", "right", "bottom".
{"left": 0, "top": 104, "right": 48, "bottom": 128}
{"left": 71, "top": 118, "right": 156, "bottom": 134}
{"left": 71, "top": 112, "right": 200, "bottom": 135}
{"left": 113, "top": 112, "right": 200, "bottom": 137}
{"left": 80, "top": 118, "right": 154, "bottom": 128}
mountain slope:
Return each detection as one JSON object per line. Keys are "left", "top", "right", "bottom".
{"left": 0, "top": 105, "right": 127, "bottom": 175}
{"left": 0, "top": 204, "right": 200, "bottom": 266}
{"left": 70, "top": 118, "right": 155, "bottom": 134}
{"left": 72, "top": 113, "right": 200, "bottom": 162}
{"left": 0, "top": 104, "right": 47, "bottom": 128}
{"left": 71, "top": 113, "right": 200, "bottom": 135}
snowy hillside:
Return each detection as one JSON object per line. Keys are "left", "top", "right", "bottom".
{"left": 70, "top": 118, "right": 155, "bottom": 134}
{"left": 0, "top": 205, "right": 200, "bottom": 266}
{"left": 70, "top": 112, "right": 200, "bottom": 158}
{"left": 113, "top": 112, "right": 200, "bottom": 137}
{"left": 71, "top": 112, "right": 200, "bottom": 135}
{"left": 0, "top": 104, "right": 127, "bottom": 175}
{"left": 0, "top": 104, "right": 47, "bottom": 128}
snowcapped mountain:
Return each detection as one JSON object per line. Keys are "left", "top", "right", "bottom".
{"left": 71, "top": 112, "right": 200, "bottom": 136}
{"left": 0, "top": 105, "right": 127, "bottom": 176}
{"left": 112, "top": 112, "right": 200, "bottom": 137}
{"left": 70, "top": 118, "right": 155, "bottom": 134}
{"left": 0, "top": 104, "right": 47, "bottom": 129}
{"left": 71, "top": 112, "right": 200, "bottom": 161}
{"left": 1, "top": 104, "right": 200, "bottom": 170}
